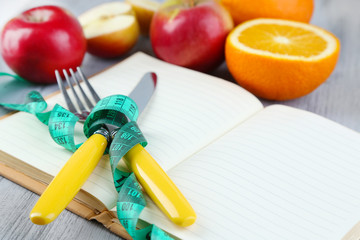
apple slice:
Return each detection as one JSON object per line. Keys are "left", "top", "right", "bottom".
{"left": 78, "top": 2, "right": 140, "bottom": 58}
{"left": 126, "top": 0, "right": 160, "bottom": 36}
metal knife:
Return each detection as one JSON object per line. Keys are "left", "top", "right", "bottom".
{"left": 30, "top": 73, "right": 196, "bottom": 227}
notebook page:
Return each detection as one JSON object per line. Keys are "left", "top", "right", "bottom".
{"left": 0, "top": 52, "right": 262, "bottom": 209}
{"left": 140, "top": 105, "right": 360, "bottom": 239}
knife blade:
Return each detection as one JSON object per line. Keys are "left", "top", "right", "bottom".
{"left": 30, "top": 72, "right": 196, "bottom": 227}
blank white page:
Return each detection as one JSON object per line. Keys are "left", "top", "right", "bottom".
{"left": 0, "top": 52, "right": 262, "bottom": 209}
{"left": 140, "top": 105, "right": 360, "bottom": 239}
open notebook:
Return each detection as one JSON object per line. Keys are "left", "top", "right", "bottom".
{"left": 1, "top": 52, "right": 360, "bottom": 240}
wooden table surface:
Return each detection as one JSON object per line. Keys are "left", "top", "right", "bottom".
{"left": 1, "top": 0, "right": 359, "bottom": 239}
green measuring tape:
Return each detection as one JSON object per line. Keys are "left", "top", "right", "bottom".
{"left": 0, "top": 73, "right": 173, "bottom": 240}
{"left": 0, "top": 72, "right": 26, "bottom": 82}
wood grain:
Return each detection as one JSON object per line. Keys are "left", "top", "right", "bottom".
{"left": 1, "top": 0, "right": 359, "bottom": 239}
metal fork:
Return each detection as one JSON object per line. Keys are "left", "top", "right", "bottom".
{"left": 55, "top": 67, "right": 101, "bottom": 122}
{"left": 30, "top": 67, "right": 110, "bottom": 226}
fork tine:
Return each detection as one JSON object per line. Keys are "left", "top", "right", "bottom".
{"left": 55, "top": 70, "right": 77, "bottom": 114}
{"left": 69, "top": 68, "right": 94, "bottom": 109}
{"left": 62, "top": 69, "right": 87, "bottom": 112}
{"left": 77, "top": 67, "right": 101, "bottom": 103}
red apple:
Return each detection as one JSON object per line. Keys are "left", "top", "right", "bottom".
{"left": 150, "top": 0, "right": 233, "bottom": 72}
{"left": 0, "top": 5, "right": 86, "bottom": 84}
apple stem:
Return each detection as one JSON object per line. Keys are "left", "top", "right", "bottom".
{"left": 189, "top": 0, "right": 195, "bottom": 7}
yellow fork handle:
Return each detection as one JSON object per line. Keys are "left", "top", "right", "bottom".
{"left": 124, "top": 144, "right": 197, "bottom": 227}
{"left": 30, "top": 134, "right": 108, "bottom": 225}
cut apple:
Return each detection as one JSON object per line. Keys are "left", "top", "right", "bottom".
{"left": 126, "top": 0, "right": 160, "bottom": 36}
{"left": 83, "top": 15, "right": 135, "bottom": 38}
{"left": 78, "top": 2, "right": 140, "bottom": 58}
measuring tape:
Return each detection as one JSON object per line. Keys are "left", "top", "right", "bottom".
{"left": 0, "top": 83, "right": 173, "bottom": 240}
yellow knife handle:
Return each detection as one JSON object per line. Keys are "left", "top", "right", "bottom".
{"left": 30, "top": 133, "right": 108, "bottom": 225}
{"left": 123, "top": 144, "right": 197, "bottom": 227}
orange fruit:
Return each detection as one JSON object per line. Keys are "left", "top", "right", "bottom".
{"left": 225, "top": 18, "right": 340, "bottom": 100}
{"left": 221, "top": 0, "right": 314, "bottom": 25}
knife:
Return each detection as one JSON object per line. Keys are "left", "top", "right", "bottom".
{"left": 30, "top": 73, "right": 196, "bottom": 227}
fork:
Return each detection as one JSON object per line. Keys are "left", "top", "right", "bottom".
{"left": 30, "top": 67, "right": 110, "bottom": 225}
{"left": 55, "top": 67, "right": 100, "bottom": 122}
